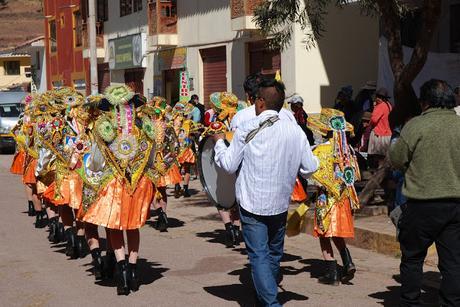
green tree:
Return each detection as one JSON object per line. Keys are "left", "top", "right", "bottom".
{"left": 254, "top": 0, "right": 442, "bottom": 126}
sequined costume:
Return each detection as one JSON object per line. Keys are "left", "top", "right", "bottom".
{"left": 82, "top": 85, "right": 156, "bottom": 230}
{"left": 307, "top": 108, "right": 361, "bottom": 238}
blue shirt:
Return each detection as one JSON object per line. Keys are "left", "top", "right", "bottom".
{"left": 191, "top": 106, "right": 201, "bottom": 123}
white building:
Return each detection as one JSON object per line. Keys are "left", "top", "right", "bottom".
{"left": 99, "top": 1, "right": 379, "bottom": 113}
{"left": 14, "top": 36, "right": 47, "bottom": 92}
{"left": 100, "top": 0, "right": 151, "bottom": 94}
{"left": 147, "top": 1, "right": 379, "bottom": 113}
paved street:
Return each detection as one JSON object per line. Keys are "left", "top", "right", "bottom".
{"left": 0, "top": 154, "right": 440, "bottom": 307}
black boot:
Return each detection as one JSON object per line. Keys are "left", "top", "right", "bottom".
{"left": 28, "top": 201, "right": 36, "bottom": 216}
{"left": 183, "top": 185, "right": 191, "bottom": 198}
{"left": 232, "top": 225, "right": 242, "bottom": 246}
{"left": 103, "top": 251, "right": 116, "bottom": 279}
{"left": 90, "top": 248, "right": 104, "bottom": 280}
{"left": 318, "top": 260, "right": 340, "bottom": 286}
{"left": 340, "top": 248, "right": 356, "bottom": 282}
{"left": 116, "top": 260, "right": 130, "bottom": 295}
{"left": 57, "top": 222, "right": 66, "bottom": 243}
{"left": 224, "top": 223, "right": 236, "bottom": 248}
{"left": 76, "top": 235, "right": 88, "bottom": 258}
{"left": 128, "top": 263, "right": 139, "bottom": 292}
{"left": 48, "top": 217, "right": 59, "bottom": 243}
{"left": 35, "top": 211, "right": 47, "bottom": 228}
{"left": 174, "top": 184, "right": 182, "bottom": 199}
{"left": 65, "top": 228, "right": 78, "bottom": 259}
{"left": 155, "top": 208, "right": 168, "bottom": 232}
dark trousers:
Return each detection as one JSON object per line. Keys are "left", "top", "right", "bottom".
{"left": 399, "top": 199, "right": 460, "bottom": 307}
{"left": 239, "top": 207, "right": 287, "bottom": 307}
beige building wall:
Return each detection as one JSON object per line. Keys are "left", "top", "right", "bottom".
{"left": 292, "top": 4, "right": 379, "bottom": 113}
{"left": 0, "top": 56, "right": 32, "bottom": 90}
{"left": 151, "top": 2, "right": 378, "bottom": 112}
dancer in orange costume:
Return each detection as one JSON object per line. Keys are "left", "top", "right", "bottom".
{"left": 83, "top": 85, "right": 156, "bottom": 295}
{"left": 307, "top": 108, "right": 361, "bottom": 285}
{"left": 138, "top": 96, "right": 180, "bottom": 231}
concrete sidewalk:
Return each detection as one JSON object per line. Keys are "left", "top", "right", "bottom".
{"left": 0, "top": 155, "right": 441, "bottom": 307}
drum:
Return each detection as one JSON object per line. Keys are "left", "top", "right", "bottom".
{"left": 197, "top": 135, "right": 236, "bottom": 209}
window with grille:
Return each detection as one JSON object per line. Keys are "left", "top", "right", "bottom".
{"left": 4, "top": 61, "right": 20, "bottom": 75}
{"left": 133, "top": 0, "right": 142, "bottom": 12}
{"left": 74, "top": 10, "right": 83, "bottom": 47}
{"left": 49, "top": 19, "right": 57, "bottom": 53}
{"left": 120, "top": 0, "right": 133, "bottom": 17}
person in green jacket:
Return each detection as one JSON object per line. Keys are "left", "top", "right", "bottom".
{"left": 389, "top": 79, "right": 460, "bottom": 307}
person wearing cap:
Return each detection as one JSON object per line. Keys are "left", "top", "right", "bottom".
{"left": 288, "top": 95, "right": 315, "bottom": 145}
{"left": 306, "top": 108, "right": 360, "bottom": 286}
{"left": 368, "top": 88, "right": 393, "bottom": 168}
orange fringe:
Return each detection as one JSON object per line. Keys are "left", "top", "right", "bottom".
{"left": 83, "top": 176, "right": 154, "bottom": 230}
{"left": 10, "top": 151, "right": 25, "bottom": 175}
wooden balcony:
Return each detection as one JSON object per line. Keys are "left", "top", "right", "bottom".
{"left": 148, "top": 0, "right": 178, "bottom": 46}
{"left": 231, "top": 0, "right": 264, "bottom": 31}
{"left": 82, "top": 22, "right": 105, "bottom": 59}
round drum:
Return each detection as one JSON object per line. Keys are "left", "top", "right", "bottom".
{"left": 197, "top": 136, "right": 236, "bottom": 209}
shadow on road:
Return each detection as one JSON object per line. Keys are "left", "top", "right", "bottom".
{"left": 146, "top": 217, "right": 186, "bottom": 230}
{"left": 93, "top": 258, "right": 169, "bottom": 289}
{"left": 368, "top": 272, "right": 440, "bottom": 306}
{"left": 204, "top": 263, "right": 309, "bottom": 306}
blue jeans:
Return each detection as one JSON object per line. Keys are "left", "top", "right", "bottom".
{"left": 240, "top": 207, "right": 287, "bottom": 307}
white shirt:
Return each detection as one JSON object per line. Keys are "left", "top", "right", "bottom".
{"left": 214, "top": 110, "right": 319, "bottom": 216}
{"left": 230, "top": 105, "right": 295, "bottom": 131}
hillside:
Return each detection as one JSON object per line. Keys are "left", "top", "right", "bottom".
{"left": 0, "top": 0, "right": 44, "bottom": 51}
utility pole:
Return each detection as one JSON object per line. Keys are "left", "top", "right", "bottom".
{"left": 88, "top": 0, "right": 98, "bottom": 95}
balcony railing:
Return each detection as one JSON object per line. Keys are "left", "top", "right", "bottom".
{"left": 82, "top": 22, "right": 105, "bottom": 49}
{"left": 231, "top": 0, "right": 264, "bottom": 19}
{"left": 231, "top": 0, "right": 264, "bottom": 31}
{"left": 148, "top": 1, "right": 178, "bottom": 36}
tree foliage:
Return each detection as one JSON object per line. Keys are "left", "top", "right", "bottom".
{"left": 254, "top": 0, "right": 443, "bottom": 126}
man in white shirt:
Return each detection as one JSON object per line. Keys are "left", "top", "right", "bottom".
{"left": 230, "top": 73, "right": 295, "bottom": 131}
{"left": 214, "top": 79, "right": 318, "bottom": 306}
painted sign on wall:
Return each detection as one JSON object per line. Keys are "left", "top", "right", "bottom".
{"left": 179, "top": 70, "right": 190, "bottom": 102}
{"left": 158, "top": 47, "right": 186, "bottom": 71}
{"left": 108, "top": 34, "right": 145, "bottom": 70}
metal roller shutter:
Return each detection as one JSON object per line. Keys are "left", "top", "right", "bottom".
{"left": 200, "top": 46, "right": 227, "bottom": 105}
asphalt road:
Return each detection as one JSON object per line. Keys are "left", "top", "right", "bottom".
{"left": 0, "top": 154, "right": 440, "bottom": 307}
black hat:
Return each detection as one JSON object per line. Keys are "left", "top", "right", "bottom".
{"left": 376, "top": 87, "right": 391, "bottom": 99}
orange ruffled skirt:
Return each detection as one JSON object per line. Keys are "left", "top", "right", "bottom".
{"left": 42, "top": 172, "right": 83, "bottom": 209}
{"left": 178, "top": 147, "right": 196, "bottom": 164}
{"left": 156, "top": 164, "right": 182, "bottom": 187}
{"left": 10, "top": 151, "right": 25, "bottom": 175}
{"left": 83, "top": 176, "right": 154, "bottom": 230}
{"left": 313, "top": 197, "right": 354, "bottom": 238}
{"left": 22, "top": 158, "right": 37, "bottom": 184}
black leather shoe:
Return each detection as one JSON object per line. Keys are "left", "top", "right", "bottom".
{"left": 183, "top": 186, "right": 191, "bottom": 198}
{"left": 232, "top": 225, "right": 242, "bottom": 246}
{"left": 156, "top": 209, "right": 168, "bottom": 232}
{"left": 57, "top": 223, "right": 66, "bottom": 243}
{"left": 128, "top": 263, "right": 139, "bottom": 292}
{"left": 65, "top": 228, "right": 78, "bottom": 259}
{"left": 104, "top": 251, "right": 116, "bottom": 279}
{"left": 28, "top": 201, "right": 36, "bottom": 216}
{"left": 224, "top": 223, "right": 235, "bottom": 248}
{"left": 48, "top": 217, "right": 59, "bottom": 243}
{"left": 318, "top": 260, "right": 340, "bottom": 286}
{"left": 90, "top": 248, "right": 104, "bottom": 280}
{"left": 35, "top": 211, "right": 47, "bottom": 228}
{"left": 174, "top": 184, "right": 182, "bottom": 199}
{"left": 340, "top": 248, "right": 356, "bottom": 282}
{"left": 76, "top": 235, "right": 88, "bottom": 258}
{"left": 116, "top": 260, "right": 130, "bottom": 295}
